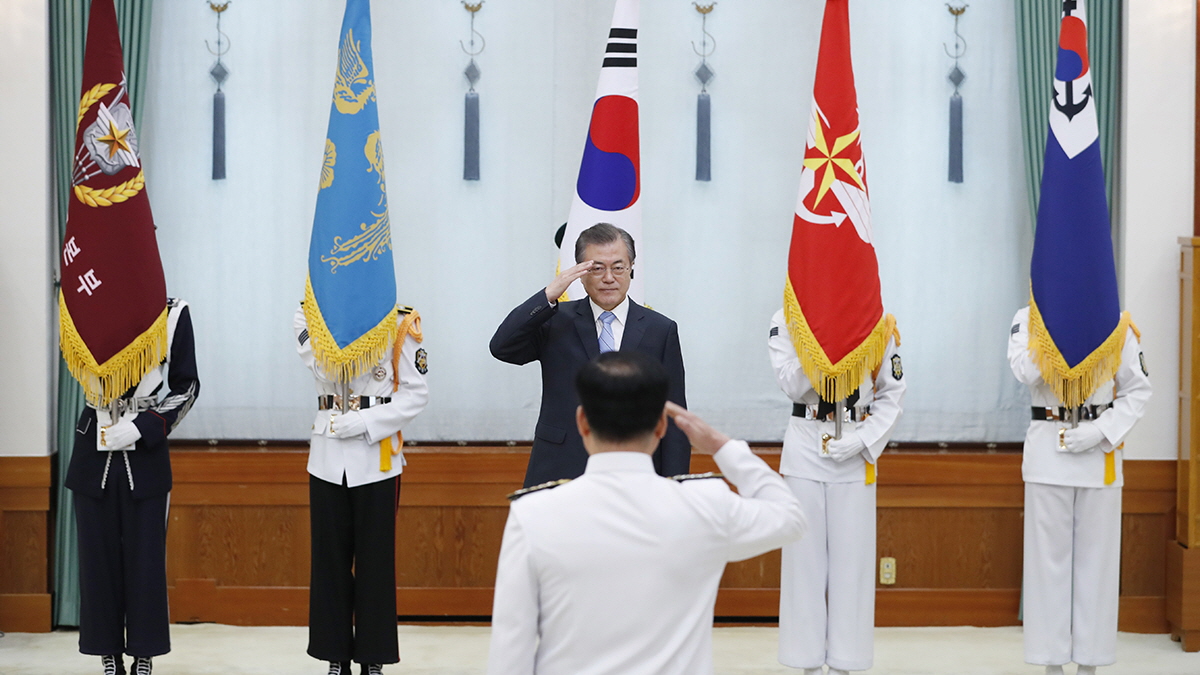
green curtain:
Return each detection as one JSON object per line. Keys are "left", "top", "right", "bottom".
{"left": 49, "top": 0, "right": 156, "bottom": 628}
{"left": 1015, "top": 0, "right": 1122, "bottom": 241}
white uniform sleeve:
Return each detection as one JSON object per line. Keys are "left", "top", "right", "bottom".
{"left": 711, "top": 440, "right": 807, "bottom": 562}
{"left": 768, "top": 310, "right": 814, "bottom": 402}
{"left": 1007, "top": 307, "right": 1042, "bottom": 386}
{"left": 857, "top": 339, "right": 905, "bottom": 463}
{"left": 1092, "top": 327, "right": 1153, "bottom": 452}
{"left": 361, "top": 332, "right": 429, "bottom": 444}
{"left": 487, "top": 511, "right": 540, "bottom": 675}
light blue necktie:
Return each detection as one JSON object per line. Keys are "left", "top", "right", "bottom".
{"left": 598, "top": 311, "right": 617, "bottom": 353}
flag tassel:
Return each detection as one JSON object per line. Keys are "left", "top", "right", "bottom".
{"left": 783, "top": 279, "right": 898, "bottom": 403}
{"left": 303, "top": 276, "right": 398, "bottom": 384}
{"left": 59, "top": 291, "right": 168, "bottom": 407}
{"left": 696, "top": 91, "right": 711, "bottom": 181}
{"left": 464, "top": 91, "right": 480, "bottom": 181}
{"left": 1027, "top": 293, "right": 1129, "bottom": 410}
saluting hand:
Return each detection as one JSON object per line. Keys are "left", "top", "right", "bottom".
{"left": 665, "top": 402, "right": 730, "bottom": 456}
{"left": 545, "top": 260, "right": 594, "bottom": 303}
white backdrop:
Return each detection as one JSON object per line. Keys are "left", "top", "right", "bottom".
{"left": 140, "top": 0, "right": 1034, "bottom": 443}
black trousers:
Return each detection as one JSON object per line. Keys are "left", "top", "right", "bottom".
{"left": 308, "top": 474, "right": 400, "bottom": 665}
{"left": 73, "top": 460, "right": 170, "bottom": 658}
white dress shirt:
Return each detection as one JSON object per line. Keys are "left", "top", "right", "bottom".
{"left": 487, "top": 440, "right": 806, "bottom": 675}
{"left": 1008, "top": 306, "right": 1152, "bottom": 488}
{"left": 294, "top": 306, "right": 429, "bottom": 488}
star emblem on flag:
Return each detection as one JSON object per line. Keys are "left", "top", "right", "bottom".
{"left": 802, "top": 109, "right": 865, "bottom": 212}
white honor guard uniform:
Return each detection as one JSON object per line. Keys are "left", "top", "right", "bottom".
{"left": 1008, "top": 306, "right": 1151, "bottom": 668}
{"left": 486, "top": 440, "right": 806, "bottom": 675}
{"left": 768, "top": 309, "right": 905, "bottom": 673}
{"left": 295, "top": 304, "right": 429, "bottom": 667}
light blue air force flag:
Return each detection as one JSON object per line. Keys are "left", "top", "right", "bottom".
{"left": 1028, "top": 0, "right": 1128, "bottom": 409}
{"left": 303, "top": 0, "right": 397, "bottom": 382}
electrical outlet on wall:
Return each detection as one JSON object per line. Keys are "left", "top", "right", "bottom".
{"left": 879, "top": 556, "right": 896, "bottom": 585}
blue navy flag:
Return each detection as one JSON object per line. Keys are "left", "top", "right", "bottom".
{"left": 1028, "top": 0, "right": 1128, "bottom": 408}
{"left": 303, "top": 0, "right": 398, "bottom": 382}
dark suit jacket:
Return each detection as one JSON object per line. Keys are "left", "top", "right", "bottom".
{"left": 65, "top": 301, "right": 200, "bottom": 500}
{"left": 490, "top": 290, "right": 689, "bottom": 487}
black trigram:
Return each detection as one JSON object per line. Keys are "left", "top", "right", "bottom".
{"left": 603, "top": 28, "right": 637, "bottom": 68}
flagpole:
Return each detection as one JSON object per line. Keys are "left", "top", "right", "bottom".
{"left": 834, "top": 400, "right": 844, "bottom": 440}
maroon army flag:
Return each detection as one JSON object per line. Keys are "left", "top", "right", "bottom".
{"left": 59, "top": 0, "right": 167, "bottom": 407}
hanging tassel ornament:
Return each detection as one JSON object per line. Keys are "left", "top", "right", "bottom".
{"left": 461, "top": 2, "right": 485, "bottom": 181}
{"left": 945, "top": 4, "right": 968, "bottom": 184}
{"left": 206, "top": 2, "right": 232, "bottom": 180}
{"left": 692, "top": 3, "right": 716, "bottom": 182}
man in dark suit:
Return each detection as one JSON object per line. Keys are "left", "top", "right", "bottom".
{"left": 491, "top": 223, "right": 689, "bottom": 487}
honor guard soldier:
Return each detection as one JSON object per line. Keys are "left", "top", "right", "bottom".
{"left": 768, "top": 310, "right": 905, "bottom": 675}
{"left": 295, "top": 304, "right": 428, "bottom": 675}
{"left": 66, "top": 298, "right": 200, "bottom": 675}
{"left": 1009, "top": 307, "right": 1151, "bottom": 674}
{"left": 487, "top": 352, "right": 805, "bottom": 675}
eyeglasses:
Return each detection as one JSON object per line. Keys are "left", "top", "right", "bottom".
{"left": 588, "top": 263, "right": 630, "bottom": 278}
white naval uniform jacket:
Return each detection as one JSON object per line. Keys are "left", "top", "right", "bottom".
{"left": 1008, "top": 306, "right": 1152, "bottom": 488}
{"left": 486, "top": 441, "right": 806, "bottom": 675}
{"left": 294, "top": 306, "right": 429, "bottom": 488}
{"left": 767, "top": 309, "right": 906, "bottom": 483}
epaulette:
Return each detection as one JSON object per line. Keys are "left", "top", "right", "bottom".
{"left": 167, "top": 297, "right": 180, "bottom": 308}
{"left": 397, "top": 305, "right": 415, "bottom": 315}
{"left": 668, "top": 472, "right": 725, "bottom": 482}
{"left": 507, "top": 478, "right": 571, "bottom": 501}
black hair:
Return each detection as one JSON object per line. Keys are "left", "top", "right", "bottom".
{"left": 573, "top": 222, "right": 636, "bottom": 264}
{"left": 575, "top": 351, "right": 668, "bottom": 442}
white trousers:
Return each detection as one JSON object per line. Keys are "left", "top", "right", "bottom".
{"left": 778, "top": 477, "right": 875, "bottom": 671}
{"left": 1023, "top": 482, "right": 1121, "bottom": 667}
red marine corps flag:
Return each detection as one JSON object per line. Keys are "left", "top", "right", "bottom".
{"left": 784, "top": 0, "right": 896, "bottom": 403}
{"left": 59, "top": 0, "right": 168, "bottom": 407}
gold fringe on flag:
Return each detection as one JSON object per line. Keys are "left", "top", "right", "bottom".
{"left": 1027, "top": 290, "right": 1130, "bottom": 410}
{"left": 59, "top": 290, "right": 168, "bottom": 407}
{"left": 303, "top": 275, "right": 398, "bottom": 384}
{"left": 783, "top": 278, "right": 898, "bottom": 403}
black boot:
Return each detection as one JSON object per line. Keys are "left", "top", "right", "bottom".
{"left": 131, "top": 656, "right": 152, "bottom": 675}
{"left": 327, "top": 662, "right": 351, "bottom": 675}
{"left": 361, "top": 665, "right": 384, "bottom": 675}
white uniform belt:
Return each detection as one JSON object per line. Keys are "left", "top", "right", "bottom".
{"left": 86, "top": 396, "right": 156, "bottom": 416}
{"left": 791, "top": 403, "right": 870, "bottom": 422}
{"left": 317, "top": 394, "right": 391, "bottom": 411}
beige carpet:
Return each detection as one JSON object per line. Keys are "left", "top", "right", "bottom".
{"left": 1, "top": 624, "right": 1197, "bottom": 674}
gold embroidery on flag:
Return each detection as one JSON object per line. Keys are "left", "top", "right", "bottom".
{"left": 76, "top": 83, "right": 117, "bottom": 129}
{"left": 332, "top": 29, "right": 376, "bottom": 115}
{"left": 783, "top": 278, "right": 897, "bottom": 404}
{"left": 59, "top": 290, "right": 167, "bottom": 407}
{"left": 320, "top": 139, "right": 336, "bottom": 189}
{"left": 1027, "top": 289, "right": 1129, "bottom": 409}
{"left": 73, "top": 169, "right": 145, "bottom": 207}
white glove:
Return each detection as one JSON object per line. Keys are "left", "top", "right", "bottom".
{"left": 99, "top": 418, "right": 141, "bottom": 451}
{"left": 826, "top": 431, "right": 867, "bottom": 462}
{"left": 329, "top": 410, "right": 367, "bottom": 439}
{"left": 1061, "top": 422, "right": 1105, "bottom": 453}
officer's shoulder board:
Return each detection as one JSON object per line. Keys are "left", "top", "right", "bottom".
{"left": 167, "top": 296, "right": 181, "bottom": 309}
{"left": 507, "top": 478, "right": 571, "bottom": 501}
{"left": 668, "top": 472, "right": 725, "bottom": 483}
{"left": 397, "top": 305, "right": 415, "bottom": 315}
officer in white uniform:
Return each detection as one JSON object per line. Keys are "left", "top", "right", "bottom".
{"left": 768, "top": 309, "right": 905, "bottom": 675}
{"left": 1008, "top": 306, "right": 1151, "bottom": 675}
{"left": 487, "top": 351, "right": 806, "bottom": 675}
{"left": 295, "top": 304, "right": 429, "bottom": 675}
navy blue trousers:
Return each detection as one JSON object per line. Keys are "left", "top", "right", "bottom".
{"left": 73, "top": 460, "right": 170, "bottom": 658}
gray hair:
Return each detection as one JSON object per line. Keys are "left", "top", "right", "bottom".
{"left": 574, "top": 223, "right": 636, "bottom": 264}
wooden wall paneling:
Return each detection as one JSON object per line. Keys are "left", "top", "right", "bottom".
{"left": 0, "top": 456, "right": 52, "bottom": 632}
{"left": 161, "top": 448, "right": 1177, "bottom": 633}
